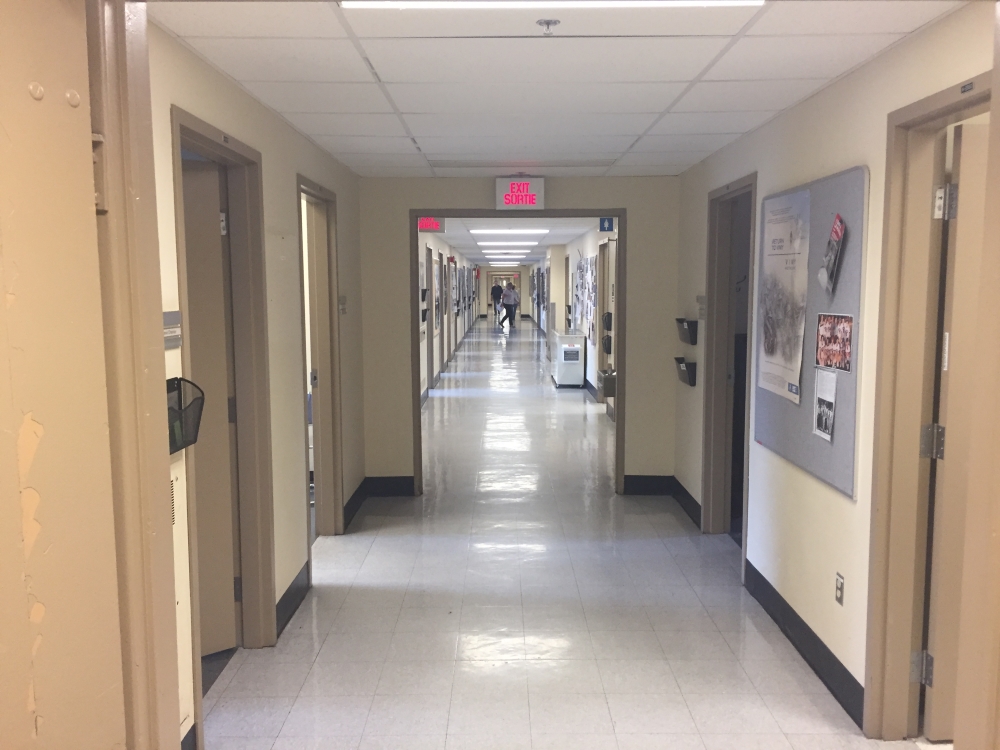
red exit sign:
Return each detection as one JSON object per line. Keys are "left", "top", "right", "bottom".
{"left": 418, "top": 216, "right": 445, "bottom": 232}
{"left": 496, "top": 177, "right": 544, "bottom": 210}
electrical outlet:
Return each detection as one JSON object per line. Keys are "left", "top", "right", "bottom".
{"left": 835, "top": 573, "right": 845, "bottom": 606}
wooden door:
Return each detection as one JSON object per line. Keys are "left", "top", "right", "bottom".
{"left": 923, "top": 121, "right": 990, "bottom": 741}
{"left": 182, "top": 160, "right": 240, "bottom": 656}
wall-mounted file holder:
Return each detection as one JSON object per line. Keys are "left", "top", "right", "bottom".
{"left": 421, "top": 288, "right": 429, "bottom": 302}
{"left": 603, "top": 312, "right": 613, "bottom": 331}
{"left": 675, "top": 318, "right": 698, "bottom": 345}
{"left": 167, "top": 377, "right": 205, "bottom": 454}
{"left": 421, "top": 308, "right": 429, "bottom": 323}
{"left": 674, "top": 357, "right": 697, "bottom": 387}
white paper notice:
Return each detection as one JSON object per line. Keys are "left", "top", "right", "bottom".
{"left": 813, "top": 368, "right": 837, "bottom": 442}
{"left": 758, "top": 189, "right": 810, "bottom": 404}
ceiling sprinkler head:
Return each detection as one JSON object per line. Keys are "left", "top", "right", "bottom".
{"left": 537, "top": 18, "right": 560, "bottom": 36}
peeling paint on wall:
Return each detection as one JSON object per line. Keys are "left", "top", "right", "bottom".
{"left": 16, "top": 413, "right": 44, "bottom": 734}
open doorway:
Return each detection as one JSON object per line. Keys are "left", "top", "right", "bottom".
{"left": 702, "top": 175, "right": 756, "bottom": 543}
{"left": 409, "top": 210, "right": 627, "bottom": 495}
{"left": 298, "top": 177, "right": 344, "bottom": 540}
{"left": 169, "top": 108, "right": 278, "bottom": 745}
{"left": 867, "top": 73, "right": 991, "bottom": 739}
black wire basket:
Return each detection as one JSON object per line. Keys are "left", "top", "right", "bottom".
{"left": 167, "top": 377, "right": 205, "bottom": 455}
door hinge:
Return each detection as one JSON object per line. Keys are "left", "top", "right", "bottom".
{"left": 220, "top": 212, "right": 228, "bottom": 236}
{"left": 233, "top": 576, "right": 242, "bottom": 603}
{"left": 920, "top": 423, "right": 945, "bottom": 460}
{"left": 310, "top": 369, "right": 319, "bottom": 388}
{"left": 911, "top": 650, "right": 934, "bottom": 686}
{"left": 934, "top": 184, "right": 958, "bottom": 220}
{"left": 228, "top": 396, "right": 237, "bottom": 424}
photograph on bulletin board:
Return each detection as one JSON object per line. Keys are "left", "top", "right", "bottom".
{"left": 815, "top": 313, "right": 853, "bottom": 373}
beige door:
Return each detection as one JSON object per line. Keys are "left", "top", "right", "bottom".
{"left": 182, "top": 160, "right": 240, "bottom": 657}
{"left": 923, "top": 121, "right": 990, "bottom": 741}
{"left": 302, "top": 196, "right": 342, "bottom": 537}
{"left": 426, "top": 247, "right": 435, "bottom": 389}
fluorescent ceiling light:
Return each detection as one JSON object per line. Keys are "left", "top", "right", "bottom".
{"left": 470, "top": 229, "right": 549, "bottom": 235}
{"left": 490, "top": 262, "right": 520, "bottom": 266}
{"left": 341, "top": 1, "right": 764, "bottom": 8}
{"left": 478, "top": 241, "right": 538, "bottom": 246}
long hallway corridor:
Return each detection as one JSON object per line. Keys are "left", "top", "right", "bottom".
{"left": 204, "top": 320, "right": 875, "bottom": 749}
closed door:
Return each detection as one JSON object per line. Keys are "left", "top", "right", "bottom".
{"left": 182, "top": 159, "right": 240, "bottom": 657}
{"left": 923, "top": 120, "right": 990, "bottom": 741}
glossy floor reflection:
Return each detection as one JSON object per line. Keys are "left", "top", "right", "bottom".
{"left": 204, "top": 319, "right": 904, "bottom": 749}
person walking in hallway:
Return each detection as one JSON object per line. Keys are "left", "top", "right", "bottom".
{"left": 499, "top": 282, "right": 520, "bottom": 330}
{"left": 491, "top": 279, "right": 504, "bottom": 321}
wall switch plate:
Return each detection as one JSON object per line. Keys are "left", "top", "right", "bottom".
{"left": 835, "top": 573, "right": 845, "bottom": 606}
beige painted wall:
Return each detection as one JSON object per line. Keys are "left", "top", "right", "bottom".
{"left": 361, "top": 177, "right": 678, "bottom": 479}
{"left": 0, "top": 0, "right": 128, "bottom": 744}
{"left": 675, "top": 2, "right": 994, "bottom": 681}
{"left": 547, "top": 245, "right": 568, "bottom": 336}
{"left": 148, "top": 24, "right": 365, "bottom": 606}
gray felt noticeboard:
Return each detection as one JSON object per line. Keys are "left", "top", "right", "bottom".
{"left": 753, "top": 166, "right": 868, "bottom": 498}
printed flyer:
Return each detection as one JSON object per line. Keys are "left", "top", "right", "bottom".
{"left": 758, "top": 189, "right": 810, "bottom": 404}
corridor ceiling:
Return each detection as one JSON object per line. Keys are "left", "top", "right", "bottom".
{"left": 442, "top": 217, "right": 601, "bottom": 263}
{"left": 148, "top": 1, "right": 962, "bottom": 178}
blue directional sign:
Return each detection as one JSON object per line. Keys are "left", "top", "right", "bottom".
{"left": 599, "top": 217, "right": 615, "bottom": 232}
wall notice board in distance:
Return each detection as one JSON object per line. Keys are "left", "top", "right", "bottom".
{"left": 753, "top": 166, "right": 868, "bottom": 498}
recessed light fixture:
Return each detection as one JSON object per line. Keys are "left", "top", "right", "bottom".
{"left": 341, "top": 1, "right": 763, "bottom": 8}
{"left": 470, "top": 229, "right": 549, "bottom": 235}
{"left": 478, "top": 241, "right": 538, "bottom": 246}
{"left": 489, "top": 262, "right": 521, "bottom": 267}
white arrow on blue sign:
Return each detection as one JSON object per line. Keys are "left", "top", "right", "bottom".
{"left": 600, "top": 217, "right": 615, "bottom": 232}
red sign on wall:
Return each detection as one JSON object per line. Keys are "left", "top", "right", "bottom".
{"left": 418, "top": 216, "right": 445, "bottom": 232}
{"left": 496, "top": 177, "right": 544, "bottom": 210}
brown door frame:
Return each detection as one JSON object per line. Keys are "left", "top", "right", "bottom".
{"left": 297, "top": 176, "right": 345, "bottom": 538}
{"left": 170, "top": 108, "right": 277, "bottom": 747}
{"left": 865, "top": 71, "right": 990, "bottom": 739}
{"left": 702, "top": 174, "right": 757, "bottom": 542}
{"left": 86, "top": 2, "right": 182, "bottom": 747}
{"left": 425, "top": 246, "right": 434, "bottom": 394}
{"left": 410, "top": 208, "right": 628, "bottom": 496}
{"left": 953, "top": 40, "right": 1000, "bottom": 749}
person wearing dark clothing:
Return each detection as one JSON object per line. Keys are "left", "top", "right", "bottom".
{"left": 499, "top": 283, "right": 520, "bottom": 330}
{"left": 491, "top": 281, "right": 504, "bottom": 320}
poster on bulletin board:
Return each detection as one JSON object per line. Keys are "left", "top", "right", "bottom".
{"left": 754, "top": 166, "right": 868, "bottom": 498}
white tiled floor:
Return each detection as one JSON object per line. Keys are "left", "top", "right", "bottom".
{"left": 204, "top": 319, "right": 915, "bottom": 749}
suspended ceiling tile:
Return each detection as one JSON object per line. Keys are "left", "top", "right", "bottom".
{"left": 354, "top": 166, "right": 436, "bottom": 177}
{"left": 362, "top": 36, "right": 728, "bottom": 83}
{"left": 333, "top": 152, "right": 431, "bottom": 167}
{"left": 185, "top": 38, "right": 372, "bottom": 83}
{"left": 648, "top": 111, "right": 777, "bottom": 135}
{"left": 434, "top": 166, "right": 610, "bottom": 177}
{"left": 748, "top": 1, "right": 962, "bottom": 36}
{"left": 283, "top": 113, "right": 408, "bottom": 137}
{"left": 242, "top": 82, "right": 393, "bottom": 113}
{"left": 313, "top": 135, "right": 420, "bottom": 154}
{"left": 148, "top": 2, "right": 347, "bottom": 38}
{"left": 631, "top": 133, "right": 740, "bottom": 152}
{"left": 403, "top": 113, "right": 659, "bottom": 138}
{"left": 416, "top": 134, "right": 635, "bottom": 155}
{"left": 673, "top": 79, "right": 827, "bottom": 113}
{"left": 605, "top": 164, "right": 688, "bottom": 176}
{"left": 344, "top": 6, "right": 758, "bottom": 38}
{"left": 707, "top": 33, "right": 905, "bottom": 81}
{"left": 616, "top": 151, "right": 709, "bottom": 166}
{"left": 388, "top": 82, "right": 688, "bottom": 114}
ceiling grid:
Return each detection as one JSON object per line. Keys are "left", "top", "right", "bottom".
{"left": 148, "top": 0, "right": 965, "bottom": 178}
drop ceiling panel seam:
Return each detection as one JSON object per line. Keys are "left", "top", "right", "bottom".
{"left": 603, "top": 1, "right": 770, "bottom": 175}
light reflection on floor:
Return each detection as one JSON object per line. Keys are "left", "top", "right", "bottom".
{"left": 202, "top": 319, "right": 897, "bottom": 749}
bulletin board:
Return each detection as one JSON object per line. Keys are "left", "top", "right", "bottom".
{"left": 753, "top": 166, "right": 868, "bottom": 498}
